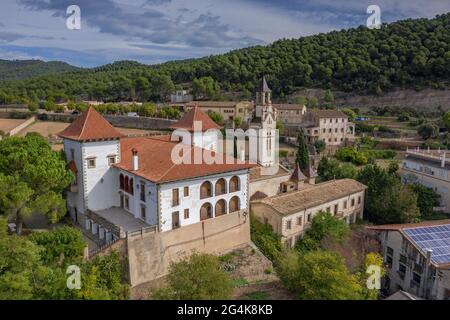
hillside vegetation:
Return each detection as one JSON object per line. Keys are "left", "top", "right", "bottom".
{"left": 0, "top": 13, "right": 449, "bottom": 104}
{"left": 0, "top": 59, "right": 80, "bottom": 81}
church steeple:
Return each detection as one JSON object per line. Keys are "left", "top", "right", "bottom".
{"left": 256, "top": 76, "right": 272, "bottom": 106}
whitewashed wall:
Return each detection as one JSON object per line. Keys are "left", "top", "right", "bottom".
{"left": 159, "top": 171, "right": 249, "bottom": 232}
{"left": 83, "top": 140, "right": 120, "bottom": 211}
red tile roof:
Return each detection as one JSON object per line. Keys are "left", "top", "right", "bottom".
{"left": 169, "top": 106, "right": 221, "bottom": 132}
{"left": 114, "top": 136, "right": 255, "bottom": 183}
{"left": 58, "top": 107, "right": 125, "bottom": 141}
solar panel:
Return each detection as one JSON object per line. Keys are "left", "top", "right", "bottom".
{"left": 403, "top": 224, "right": 450, "bottom": 265}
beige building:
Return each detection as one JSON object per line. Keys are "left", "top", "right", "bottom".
{"left": 251, "top": 172, "right": 367, "bottom": 248}
{"left": 183, "top": 101, "right": 253, "bottom": 123}
{"left": 368, "top": 220, "right": 450, "bottom": 300}
{"left": 301, "top": 109, "right": 355, "bottom": 146}
{"left": 402, "top": 149, "right": 450, "bottom": 212}
{"left": 274, "top": 104, "right": 307, "bottom": 125}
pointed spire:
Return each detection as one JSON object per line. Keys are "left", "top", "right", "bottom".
{"left": 290, "top": 163, "right": 307, "bottom": 182}
{"left": 258, "top": 75, "right": 271, "bottom": 92}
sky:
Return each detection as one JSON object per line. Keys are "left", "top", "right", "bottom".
{"left": 0, "top": 0, "right": 449, "bottom": 67}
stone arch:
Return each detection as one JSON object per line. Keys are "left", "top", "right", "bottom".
{"left": 215, "top": 199, "right": 227, "bottom": 217}
{"left": 129, "top": 178, "right": 134, "bottom": 195}
{"left": 215, "top": 178, "right": 227, "bottom": 196}
{"left": 200, "top": 202, "right": 213, "bottom": 221}
{"left": 124, "top": 176, "right": 129, "bottom": 193}
{"left": 200, "top": 181, "right": 213, "bottom": 199}
{"left": 229, "top": 196, "right": 240, "bottom": 213}
{"left": 229, "top": 176, "right": 240, "bottom": 192}
{"left": 119, "top": 173, "right": 124, "bottom": 190}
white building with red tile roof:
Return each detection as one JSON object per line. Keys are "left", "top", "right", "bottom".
{"left": 59, "top": 107, "right": 255, "bottom": 241}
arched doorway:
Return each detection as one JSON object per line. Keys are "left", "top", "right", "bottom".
{"left": 200, "top": 203, "right": 213, "bottom": 221}
{"left": 215, "top": 178, "right": 227, "bottom": 196}
{"left": 229, "top": 176, "right": 240, "bottom": 192}
{"left": 200, "top": 181, "right": 213, "bottom": 199}
{"left": 215, "top": 199, "right": 227, "bottom": 217}
{"left": 229, "top": 196, "right": 240, "bottom": 213}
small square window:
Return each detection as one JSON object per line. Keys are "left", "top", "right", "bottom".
{"left": 108, "top": 156, "right": 116, "bottom": 165}
{"left": 87, "top": 158, "right": 96, "bottom": 168}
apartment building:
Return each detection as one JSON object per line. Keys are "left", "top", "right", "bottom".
{"left": 301, "top": 109, "right": 355, "bottom": 146}
{"left": 274, "top": 104, "right": 307, "bottom": 125}
{"left": 402, "top": 149, "right": 450, "bottom": 212}
{"left": 369, "top": 220, "right": 450, "bottom": 300}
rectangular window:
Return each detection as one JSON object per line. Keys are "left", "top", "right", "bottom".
{"left": 307, "top": 213, "right": 312, "bottom": 222}
{"left": 140, "top": 182, "right": 145, "bottom": 202}
{"left": 386, "top": 255, "right": 393, "bottom": 267}
{"left": 351, "top": 198, "right": 355, "bottom": 207}
{"left": 107, "top": 155, "right": 116, "bottom": 166}
{"left": 286, "top": 220, "right": 292, "bottom": 230}
{"left": 326, "top": 207, "right": 331, "bottom": 213}
{"left": 343, "top": 201, "right": 347, "bottom": 209}
{"left": 387, "top": 247, "right": 394, "bottom": 256}
{"left": 70, "top": 148, "right": 75, "bottom": 160}
{"left": 184, "top": 209, "right": 189, "bottom": 219}
{"left": 172, "top": 188, "right": 179, "bottom": 206}
{"left": 358, "top": 196, "right": 361, "bottom": 204}
{"left": 334, "top": 204, "right": 338, "bottom": 215}
{"left": 184, "top": 186, "right": 189, "bottom": 197}
{"left": 297, "top": 216, "right": 302, "bottom": 226}
{"left": 87, "top": 157, "right": 96, "bottom": 168}
{"left": 412, "top": 272, "right": 421, "bottom": 286}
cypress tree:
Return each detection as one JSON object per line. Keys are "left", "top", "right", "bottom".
{"left": 295, "top": 129, "right": 309, "bottom": 171}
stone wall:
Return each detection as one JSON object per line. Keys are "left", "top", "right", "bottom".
{"left": 40, "top": 113, "right": 176, "bottom": 130}
{"left": 126, "top": 210, "right": 250, "bottom": 286}
{"left": 7, "top": 116, "right": 36, "bottom": 136}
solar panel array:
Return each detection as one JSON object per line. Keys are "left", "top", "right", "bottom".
{"left": 403, "top": 224, "right": 450, "bottom": 265}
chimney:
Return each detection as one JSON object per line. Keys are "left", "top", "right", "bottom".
{"left": 442, "top": 153, "right": 446, "bottom": 168}
{"left": 132, "top": 148, "right": 139, "bottom": 171}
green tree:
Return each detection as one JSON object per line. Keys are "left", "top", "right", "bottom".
{"left": 296, "top": 212, "right": 350, "bottom": 253}
{"left": 277, "top": 250, "right": 364, "bottom": 300}
{"left": 342, "top": 108, "right": 357, "bottom": 121}
{"left": 417, "top": 123, "right": 439, "bottom": 140}
{"left": 314, "top": 140, "right": 326, "bottom": 154}
{"left": 150, "top": 253, "right": 233, "bottom": 300}
{"left": 0, "top": 134, "right": 73, "bottom": 234}
{"left": 410, "top": 184, "right": 441, "bottom": 217}
{"left": 357, "top": 165, "right": 420, "bottom": 223}
{"left": 192, "top": 77, "right": 220, "bottom": 100}
{"left": 295, "top": 129, "right": 309, "bottom": 171}
{"left": 443, "top": 111, "right": 450, "bottom": 130}
{"left": 207, "top": 111, "right": 224, "bottom": 125}
{"left": 250, "top": 214, "right": 282, "bottom": 262}
{"left": 234, "top": 116, "right": 242, "bottom": 128}
{"left": 29, "top": 226, "right": 86, "bottom": 265}
{"left": 317, "top": 157, "right": 357, "bottom": 181}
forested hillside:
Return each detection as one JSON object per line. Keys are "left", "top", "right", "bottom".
{"left": 0, "top": 13, "right": 449, "bottom": 104}
{"left": 0, "top": 59, "right": 79, "bottom": 81}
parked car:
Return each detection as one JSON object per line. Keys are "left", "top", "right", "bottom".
{"left": 127, "top": 112, "right": 139, "bottom": 117}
